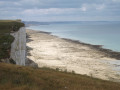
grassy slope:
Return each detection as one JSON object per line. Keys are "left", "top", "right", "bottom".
{"left": 0, "top": 63, "right": 120, "bottom": 90}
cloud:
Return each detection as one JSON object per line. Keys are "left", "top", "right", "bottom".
{"left": 22, "top": 8, "right": 88, "bottom": 16}
{"left": 96, "top": 4, "right": 105, "bottom": 10}
{"left": 81, "top": 7, "right": 87, "bottom": 11}
{"left": 81, "top": 4, "right": 87, "bottom": 11}
{"left": 80, "top": 3, "right": 105, "bottom": 11}
{"left": 0, "top": 1, "right": 3, "bottom": 5}
{"left": 13, "top": 2, "right": 22, "bottom": 6}
{"left": 0, "top": 0, "right": 120, "bottom": 21}
{"left": 112, "top": 0, "right": 120, "bottom": 2}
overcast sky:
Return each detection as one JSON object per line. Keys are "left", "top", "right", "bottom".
{"left": 0, "top": 0, "right": 120, "bottom": 21}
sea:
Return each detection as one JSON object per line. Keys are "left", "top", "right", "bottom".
{"left": 27, "top": 21, "right": 120, "bottom": 52}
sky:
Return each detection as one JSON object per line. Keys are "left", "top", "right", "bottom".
{"left": 0, "top": 0, "right": 120, "bottom": 21}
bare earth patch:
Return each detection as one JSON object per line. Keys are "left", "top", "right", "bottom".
{"left": 26, "top": 29, "right": 120, "bottom": 82}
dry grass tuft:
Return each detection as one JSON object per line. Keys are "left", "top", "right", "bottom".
{"left": 0, "top": 63, "right": 120, "bottom": 90}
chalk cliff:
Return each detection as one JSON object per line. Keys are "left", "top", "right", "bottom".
{"left": 10, "top": 27, "right": 26, "bottom": 66}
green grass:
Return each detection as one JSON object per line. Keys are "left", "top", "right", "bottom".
{"left": 0, "top": 35, "right": 14, "bottom": 59}
{"left": 0, "top": 20, "right": 24, "bottom": 60}
{"left": 0, "top": 63, "right": 120, "bottom": 90}
{"left": 0, "top": 20, "right": 24, "bottom": 34}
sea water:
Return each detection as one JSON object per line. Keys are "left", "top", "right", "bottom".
{"left": 27, "top": 21, "right": 120, "bottom": 52}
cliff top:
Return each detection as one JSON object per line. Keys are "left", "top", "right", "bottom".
{"left": 0, "top": 20, "right": 24, "bottom": 34}
{"left": 0, "top": 20, "right": 24, "bottom": 61}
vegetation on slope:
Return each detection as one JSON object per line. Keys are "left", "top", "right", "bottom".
{"left": 0, "top": 20, "right": 24, "bottom": 61}
{"left": 0, "top": 63, "right": 120, "bottom": 90}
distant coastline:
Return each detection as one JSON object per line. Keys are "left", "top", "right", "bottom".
{"left": 26, "top": 21, "right": 120, "bottom": 52}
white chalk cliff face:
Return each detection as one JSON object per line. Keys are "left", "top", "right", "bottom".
{"left": 10, "top": 27, "right": 26, "bottom": 66}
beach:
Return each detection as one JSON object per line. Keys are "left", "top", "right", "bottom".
{"left": 26, "top": 29, "right": 120, "bottom": 82}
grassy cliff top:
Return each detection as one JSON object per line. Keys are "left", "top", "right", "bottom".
{"left": 0, "top": 20, "right": 25, "bottom": 60}
{"left": 0, "top": 20, "right": 24, "bottom": 34}
{"left": 0, "top": 63, "right": 120, "bottom": 90}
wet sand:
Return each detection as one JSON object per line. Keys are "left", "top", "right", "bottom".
{"left": 26, "top": 29, "right": 120, "bottom": 82}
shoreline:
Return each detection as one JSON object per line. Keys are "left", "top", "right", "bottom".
{"left": 61, "top": 38, "right": 120, "bottom": 60}
{"left": 31, "top": 29, "right": 120, "bottom": 60}
{"left": 26, "top": 29, "right": 120, "bottom": 82}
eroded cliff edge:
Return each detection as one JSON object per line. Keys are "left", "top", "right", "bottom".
{"left": 0, "top": 20, "right": 25, "bottom": 65}
{"left": 10, "top": 27, "right": 26, "bottom": 66}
